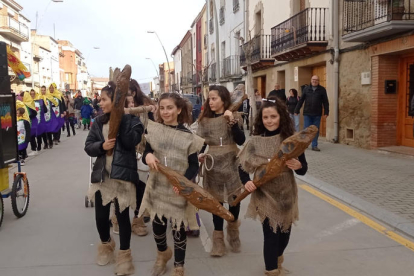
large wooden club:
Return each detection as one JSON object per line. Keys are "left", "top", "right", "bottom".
{"left": 157, "top": 163, "right": 235, "bottom": 222}
{"left": 107, "top": 65, "right": 131, "bottom": 156}
{"left": 231, "top": 125, "right": 319, "bottom": 206}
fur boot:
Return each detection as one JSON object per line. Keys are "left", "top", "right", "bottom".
{"left": 96, "top": 238, "right": 115, "bottom": 266}
{"left": 152, "top": 247, "right": 173, "bottom": 276}
{"left": 227, "top": 220, "right": 241, "bottom": 253}
{"left": 278, "top": 255, "right": 290, "bottom": 274}
{"left": 132, "top": 216, "right": 148, "bottom": 236}
{"left": 265, "top": 269, "right": 283, "bottom": 276}
{"left": 171, "top": 266, "right": 185, "bottom": 276}
{"left": 115, "top": 249, "right": 135, "bottom": 276}
{"left": 210, "top": 230, "right": 226, "bottom": 257}
{"left": 111, "top": 214, "right": 119, "bottom": 235}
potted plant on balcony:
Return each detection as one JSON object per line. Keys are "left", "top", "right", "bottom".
{"left": 392, "top": 0, "right": 405, "bottom": 20}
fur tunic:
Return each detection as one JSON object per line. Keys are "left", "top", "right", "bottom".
{"left": 238, "top": 135, "right": 299, "bottom": 233}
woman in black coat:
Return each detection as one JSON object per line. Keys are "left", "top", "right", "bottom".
{"left": 84, "top": 81, "right": 143, "bottom": 275}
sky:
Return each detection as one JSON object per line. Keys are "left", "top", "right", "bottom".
{"left": 18, "top": 0, "right": 205, "bottom": 82}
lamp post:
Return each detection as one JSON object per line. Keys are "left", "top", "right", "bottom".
{"left": 147, "top": 31, "right": 171, "bottom": 92}
{"left": 146, "top": 58, "right": 160, "bottom": 78}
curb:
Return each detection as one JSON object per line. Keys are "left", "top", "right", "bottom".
{"left": 296, "top": 174, "right": 414, "bottom": 239}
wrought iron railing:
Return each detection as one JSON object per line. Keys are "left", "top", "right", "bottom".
{"left": 271, "top": 7, "right": 327, "bottom": 56}
{"left": 240, "top": 34, "right": 272, "bottom": 67}
{"left": 221, "top": 55, "right": 241, "bottom": 78}
{"left": 343, "top": 0, "right": 414, "bottom": 35}
{"left": 0, "top": 15, "right": 29, "bottom": 39}
{"left": 233, "top": 0, "right": 240, "bottom": 13}
{"left": 209, "top": 18, "right": 214, "bottom": 34}
{"left": 209, "top": 63, "right": 217, "bottom": 82}
{"left": 220, "top": 7, "right": 225, "bottom": 25}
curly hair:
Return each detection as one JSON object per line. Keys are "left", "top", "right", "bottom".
{"left": 253, "top": 97, "right": 294, "bottom": 140}
{"left": 156, "top": 93, "right": 192, "bottom": 125}
{"left": 198, "top": 85, "right": 231, "bottom": 121}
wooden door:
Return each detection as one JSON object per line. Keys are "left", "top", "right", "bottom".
{"left": 398, "top": 57, "right": 414, "bottom": 147}
{"left": 312, "top": 65, "right": 327, "bottom": 137}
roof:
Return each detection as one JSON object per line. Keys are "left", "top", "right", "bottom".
{"left": 171, "top": 45, "right": 180, "bottom": 56}
{"left": 178, "top": 31, "right": 192, "bottom": 48}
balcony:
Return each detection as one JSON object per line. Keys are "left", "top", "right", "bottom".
{"left": 210, "top": 18, "right": 214, "bottom": 34}
{"left": 343, "top": 0, "right": 414, "bottom": 42}
{"left": 271, "top": 7, "right": 328, "bottom": 61}
{"left": 221, "top": 55, "right": 241, "bottom": 79}
{"left": 220, "top": 7, "right": 225, "bottom": 25}
{"left": 0, "top": 16, "right": 29, "bottom": 42}
{"left": 240, "top": 34, "right": 273, "bottom": 71}
{"left": 233, "top": 0, "right": 240, "bottom": 13}
{"left": 209, "top": 62, "right": 217, "bottom": 82}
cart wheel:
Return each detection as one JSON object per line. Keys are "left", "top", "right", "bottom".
{"left": 85, "top": 196, "right": 89, "bottom": 208}
{"left": 11, "top": 174, "right": 30, "bottom": 218}
{"left": 90, "top": 200, "right": 94, "bottom": 208}
{"left": 0, "top": 193, "right": 4, "bottom": 228}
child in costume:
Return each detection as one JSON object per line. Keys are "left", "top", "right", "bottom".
{"left": 139, "top": 92, "right": 204, "bottom": 276}
{"left": 84, "top": 82, "right": 144, "bottom": 276}
{"left": 16, "top": 106, "right": 31, "bottom": 166}
{"left": 196, "top": 85, "right": 246, "bottom": 256}
{"left": 81, "top": 98, "right": 94, "bottom": 130}
{"left": 238, "top": 97, "right": 307, "bottom": 276}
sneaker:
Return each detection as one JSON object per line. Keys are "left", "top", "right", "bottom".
{"left": 28, "top": 151, "right": 38, "bottom": 157}
{"left": 54, "top": 141, "right": 59, "bottom": 145}
{"left": 312, "top": 147, "right": 321, "bottom": 152}
{"left": 44, "top": 145, "right": 48, "bottom": 150}
{"left": 20, "top": 159, "right": 25, "bottom": 166}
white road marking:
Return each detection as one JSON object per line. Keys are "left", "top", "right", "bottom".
{"left": 316, "top": 218, "right": 360, "bottom": 240}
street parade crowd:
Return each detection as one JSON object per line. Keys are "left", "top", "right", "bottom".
{"left": 14, "top": 85, "right": 101, "bottom": 165}
{"left": 81, "top": 75, "right": 315, "bottom": 276}
{"left": 14, "top": 76, "right": 318, "bottom": 276}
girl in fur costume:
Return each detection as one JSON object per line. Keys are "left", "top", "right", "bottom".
{"left": 140, "top": 92, "right": 204, "bottom": 276}
{"left": 238, "top": 97, "right": 308, "bottom": 276}
{"left": 196, "top": 85, "right": 246, "bottom": 256}
{"left": 84, "top": 82, "right": 144, "bottom": 276}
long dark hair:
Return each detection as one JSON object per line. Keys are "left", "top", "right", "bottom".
{"left": 156, "top": 93, "right": 191, "bottom": 125}
{"left": 100, "top": 81, "right": 116, "bottom": 124}
{"left": 130, "top": 79, "right": 153, "bottom": 106}
{"left": 289, "top": 89, "right": 298, "bottom": 98}
{"left": 198, "top": 85, "right": 231, "bottom": 121}
{"left": 253, "top": 97, "right": 294, "bottom": 140}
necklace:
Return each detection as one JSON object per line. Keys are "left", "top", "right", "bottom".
{"left": 162, "top": 124, "right": 179, "bottom": 167}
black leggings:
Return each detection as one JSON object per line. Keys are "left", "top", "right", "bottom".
{"left": 262, "top": 218, "right": 291, "bottom": 271}
{"left": 152, "top": 216, "right": 187, "bottom": 266}
{"left": 212, "top": 202, "right": 240, "bottom": 231}
{"left": 66, "top": 118, "right": 76, "bottom": 136}
{"left": 30, "top": 136, "right": 42, "bottom": 151}
{"left": 95, "top": 191, "right": 131, "bottom": 250}
{"left": 53, "top": 129, "right": 61, "bottom": 142}
{"left": 134, "top": 180, "right": 146, "bottom": 217}
{"left": 44, "top": 133, "right": 52, "bottom": 146}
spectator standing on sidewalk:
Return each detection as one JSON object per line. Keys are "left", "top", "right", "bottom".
{"left": 268, "top": 83, "right": 287, "bottom": 102}
{"left": 294, "top": 75, "right": 329, "bottom": 151}
{"left": 74, "top": 90, "right": 83, "bottom": 129}
{"left": 64, "top": 93, "right": 76, "bottom": 137}
{"left": 286, "top": 89, "right": 300, "bottom": 132}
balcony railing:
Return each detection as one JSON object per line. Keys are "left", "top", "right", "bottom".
{"left": 221, "top": 55, "right": 241, "bottom": 78}
{"left": 220, "top": 7, "right": 225, "bottom": 25}
{"left": 0, "top": 15, "right": 29, "bottom": 40}
{"left": 271, "top": 7, "right": 328, "bottom": 56}
{"left": 209, "top": 63, "right": 217, "bottom": 82}
{"left": 343, "top": 0, "right": 414, "bottom": 35}
{"left": 233, "top": 0, "right": 240, "bottom": 13}
{"left": 209, "top": 18, "right": 214, "bottom": 34}
{"left": 240, "top": 34, "right": 272, "bottom": 67}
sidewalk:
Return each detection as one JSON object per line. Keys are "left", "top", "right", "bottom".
{"left": 296, "top": 139, "right": 414, "bottom": 238}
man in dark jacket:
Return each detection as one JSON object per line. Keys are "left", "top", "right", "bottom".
{"left": 295, "top": 75, "right": 329, "bottom": 151}
{"left": 74, "top": 91, "right": 83, "bottom": 129}
{"left": 268, "top": 83, "right": 287, "bottom": 102}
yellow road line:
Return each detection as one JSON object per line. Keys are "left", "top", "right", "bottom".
{"left": 299, "top": 183, "right": 414, "bottom": 252}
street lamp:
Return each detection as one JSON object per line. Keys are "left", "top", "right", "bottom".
{"left": 147, "top": 31, "right": 171, "bottom": 92}
{"left": 145, "top": 58, "right": 160, "bottom": 78}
